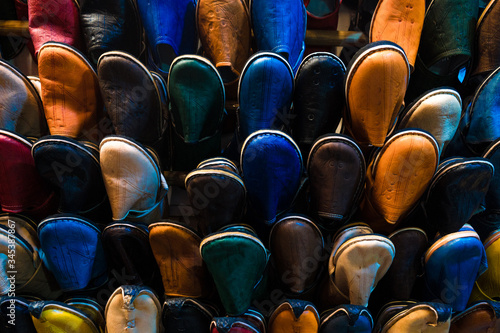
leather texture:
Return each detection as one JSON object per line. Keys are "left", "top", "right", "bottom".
{"left": 268, "top": 299, "right": 320, "bottom": 333}
{"left": 238, "top": 52, "right": 294, "bottom": 141}
{"left": 470, "top": 230, "right": 500, "bottom": 302}
{"left": 149, "top": 221, "right": 211, "bottom": 298}
{"left": 361, "top": 129, "right": 439, "bottom": 234}
{"left": 64, "top": 298, "right": 105, "bottom": 333}
{"left": 168, "top": 55, "right": 225, "bottom": 171}
{"left": 292, "top": 52, "right": 345, "bottom": 155}
{"left": 417, "top": 0, "right": 478, "bottom": 75}
{"left": 0, "top": 130, "right": 57, "bottom": 220}
{"left": 471, "top": 0, "right": 500, "bottom": 78}
{"left": 319, "top": 304, "right": 373, "bottom": 333}
{"left": 483, "top": 138, "right": 500, "bottom": 211}
{"left": 397, "top": 88, "right": 462, "bottom": 155}
{"left": 251, "top": 0, "right": 307, "bottom": 72}
{"left": 28, "top": 0, "right": 83, "bottom": 57}
{"left": 0, "top": 296, "right": 37, "bottom": 333}
{"left": 80, "top": 0, "right": 143, "bottom": 65}
{"left": 424, "top": 157, "right": 494, "bottom": 235}
{"left": 197, "top": 0, "right": 251, "bottom": 84}
{"left": 105, "top": 285, "right": 161, "bottom": 333}
{"left": 29, "top": 300, "right": 101, "bottom": 333}
{"left": 32, "top": 136, "right": 107, "bottom": 215}
{"left": 37, "top": 214, "right": 107, "bottom": 291}
{"left": 369, "top": 0, "right": 425, "bottom": 69}
{"left": 0, "top": 214, "right": 61, "bottom": 300}
{"left": 136, "top": 0, "right": 197, "bottom": 76}
{"left": 163, "top": 298, "right": 218, "bottom": 332}
{"left": 323, "top": 224, "right": 395, "bottom": 307}
{"left": 99, "top": 135, "right": 168, "bottom": 223}
{"left": 463, "top": 66, "right": 500, "bottom": 155}
{"left": 374, "top": 301, "right": 452, "bottom": 333}
{"left": 240, "top": 130, "right": 303, "bottom": 225}
{"left": 211, "top": 316, "right": 261, "bottom": 333}
{"left": 269, "top": 215, "right": 324, "bottom": 294}
{"left": 197, "top": 157, "right": 240, "bottom": 173}
{"left": 423, "top": 225, "right": 487, "bottom": 312}
{"left": 97, "top": 51, "right": 168, "bottom": 149}
{"left": 373, "top": 228, "right": 428, "bottom": 306}
{"left": 470, "top": 139, "right": 500, "bottom": 239}
{"left": 450, "top": 301, "right": 500, "bottom": 333}
{"left": 345, "top": 41, "right": 410, "bottom": 147}
{"left": 307, "top": 134, "right": 365, "bottom": 228}
{"left": 200, "top": 226, "right": 270, "bottom": 315}
{"left": 185, "top": 161, "right": 246, "bottom": 236}
{"left": 37, "top": 42, "right": 104, "bottom": 141}
{"left": 101, "top": 222, "right": 161, "bottom": 288}
{"left": 0, "top": 59, "right": 48, "bottom": 138}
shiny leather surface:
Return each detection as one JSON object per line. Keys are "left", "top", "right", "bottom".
{"left": 484, "top": 138, "right": 500, "bottom": 209}
{"left": 163, "top": 298, "right": 217, "bottom": 332}
{"left": 149, "top": 222, "right": 211, "bottom": 298}
{"left": 307, "top": 134, "right": 365, "bottom": 228}
{"left": 136, "top": 0, "right": 197, "bottom": 76}
{"left": 345, "top": 41, "right": 410, "bottom": 147}
{"left": 424, "top": 158, "right": 494, "bottom": 235}
{"left": 251, "top": 0, "right": 307, "bottom": 72}
{"left": 32, "top": 136, "right": 107, "bottom": 215}
{"left": 326, "top": 228, "right": 395, "bottom": 307}
{"left": 372, "top": 228, "right": 428, "bottom": 306}
{"left": 105, "top": 285, "right": 161, "bottom": 333}
{"left": 38, "top": 43, "right": 104, "bottom": 141}
{"left": 65, "top": 298, "right": 105, "bottom": 332}
{"left": 197, "top": 0, "right": 251, "bottom": 84}
{"left": 369, "top": 0, "right": 425, "bottom": 69}
{"left": 269, "top": 215, "right": 324, "bottom": 294}
{"left": 240, "top": 130, "right": 303, "bottom": 225}
{"left": 101, "top": 222, "right": 160, "bottom": 287}
{"left": 0, "top": 59, "right": 48, "bottom": 138}
{"left": 375, "top": 302, "right": 452, "bottom": 333}
{"left": 470, "top": 230, "right": 500, "bottom": 302}
{"left": 292, "top": 52, "right": 345, "bottom": 154}
{"left": 99, "top": 136, "right": 168, "bottom": 223}
{"left": 185, "top": 166, "right": 246, "bottom": 236}
{"left": 200, "top": 228, "right": 270, "bottom": 315}
{"left": 472, "top": 0, "right": 500, "bottom": 77}
{"left": 424, "top": 226, "right": 487, "bottom": 312}
{"left": 319, "top": 304, "right": 373, "bottom": 333}
{"left": 168, "top": 55, "right": 225, "bottom": 171}
{"left": 0, "top": 130, "right": 57, "bottom": 219}
{"left": 398, "top": 88, "right": 462, "bottom": 155}
{"left": 450, "top": 301, "right": 500, "bottom": 333}
{"left": 0, "top": 297, "right": 36, "bottom": 333}
{"left": 268, "top": 299, "right": 320, "bottom": 333}
{"left": 80, "top": 0, "right": 142, "bottom": 65}
{"left": 28, "top": 0, "right": 83, "bottom": 57}
{"left": 211, "top": 316, "right": 260, "bottom": 333}
{"left": 464, "top": 67, "right": 500, "bottom": 154}
{"left": 418, "top": 0, "right": 478, "bottom": 75}
{"left": 37, "top": 215, "right": 107, "bottom": 291}
{"left": 361, "top": 130, "right": 439, "bottom": 233}
{"left": 0, "top": 214, "right": 61, "bottom": 299}
{"left": 30, "top": 301, "right": 100, "bottom": 333}
{"left": 97, "top": 51, "right": 167, "bottom": 147}
{"left": 238, "top": 53, "right": 294, "bottom": 141}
